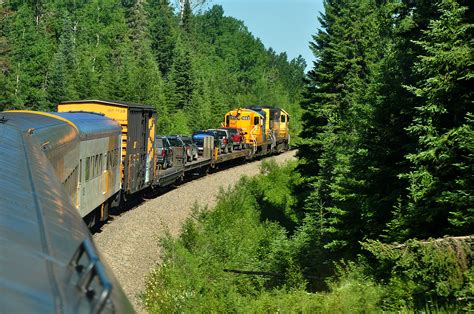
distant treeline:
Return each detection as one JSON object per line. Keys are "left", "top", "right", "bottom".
{"left": 0, "top": 0, "right": 305, "bottom": 135}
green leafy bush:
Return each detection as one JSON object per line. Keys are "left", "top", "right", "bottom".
{"left": 142, "top": 160, "right": 471, "bottom": 313}
{"left": 142, "top": 163, "right": 294, "bottom": 312}
{"left": 362, "top": 237, "right": 473, "bottom": 311}
{"left": 142, "top": 161, "right": 387, "bottom": 313}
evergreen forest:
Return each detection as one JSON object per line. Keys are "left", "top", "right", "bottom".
{"left": 1, "top": 0, "right": 473, "bottom": 312}
{"left": 0, "top": 0, "right": 305, "bottom": 135}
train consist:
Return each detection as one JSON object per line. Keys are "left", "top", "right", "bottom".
{"left": 0, "top": 99, "right": 290, "bottom": 312}
{"left": 54, "top": 100, "right": 290, "bottom": 226}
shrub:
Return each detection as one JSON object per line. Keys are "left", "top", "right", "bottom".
{"left": 362, "top": 237, "right": 473, "bottom": 311}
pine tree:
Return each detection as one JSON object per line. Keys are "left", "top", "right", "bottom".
{"left": 180, "top": 0, "right": 193, "bottom": 34}
{"left": 4, "top": 3, "right": 54, "bottom": 110}
{"left": 46, "top": 14, "right": 78, "bottom": 105}
{"left": 167, "top": 35, "right": 194, "bottom": 111}
{"left": 146, "top": 0, "right": 177, "bottom": 77}
{"left": 298, "top": 0, "right": 383, "bottom": 255}
{"left": 402, "top": 0, "right": 474, "bottom": 238}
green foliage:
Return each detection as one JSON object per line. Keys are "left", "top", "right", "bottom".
{"left": 298, "top": 0, "right": 385, "bottom": 256}
{"left": 1, "top": 2, "right": 304, "bottom": 137}
{"left": 400, "top": 0, "right": 474, "bottom": 238}
{"left": 295, "top": 0, "right": 472, "bottom": 310}
{"left": 146, "top": 0, "right": 176, "bottom": 77}
{"left": 362, "top": 237, "right": 473, "bottom": 311}
{"left": 298, "top": 0, "right": 473, "bottom": 261}
{"left": 142, "top": 171, "right": 290, "bottom": 312}
{"left": 142, "top": 161, "right": 387, "bottom": 312}
{"left": 242, "top": 262, "right": 383, "bottom": 313}
{"left": 249, "top": 159, "right": 302, "bottom": 231}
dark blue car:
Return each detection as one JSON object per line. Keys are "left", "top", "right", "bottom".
{"left": 192, "top": 130, "right": 222, "bottom": 154}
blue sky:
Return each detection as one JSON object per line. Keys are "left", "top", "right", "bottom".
{"left": 209, "top": 0, "right": 325, "bottom": 71}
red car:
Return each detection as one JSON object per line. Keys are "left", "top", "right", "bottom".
{"left": 221, "top": 127, "right": 246, "bottom": 150}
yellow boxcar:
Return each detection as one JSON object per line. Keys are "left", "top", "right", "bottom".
{"left": 58, "top": 100, "right": 156, "bottom": 195}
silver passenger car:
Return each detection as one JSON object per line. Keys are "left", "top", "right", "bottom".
{"left": 0, "top": 111, "right": 133, "bottom": 313}
{"left": 52, "top": 112, "right": 122, "bottom": 225}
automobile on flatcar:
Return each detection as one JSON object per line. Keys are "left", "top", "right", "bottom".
{"left": 178, "top": 135, "right": 199, "bottom": 161}
{"left": 167, "top": 135, "right": 193, "bottom": 162}
{"left": 156, "top": 136, "right": 173, "bottom": 169}
{"left": 221, "top": 127, "right": 245, "bottom": 150}
{"left": 210, "top": 128, "right": 234, "bottom": 153}
{"left": 192, "top": 129, "right": 222, "bottom": 154}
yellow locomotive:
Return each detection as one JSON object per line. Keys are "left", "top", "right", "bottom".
{"left": 224, "top": 106, "right": 290, "bottom": 153}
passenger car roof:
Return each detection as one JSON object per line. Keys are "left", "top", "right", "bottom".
{"left": 52, "top": 112, "right": 121, "bottom": 140}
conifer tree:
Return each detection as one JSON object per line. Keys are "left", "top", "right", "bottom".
{"left": 180, "top": 0, "right": 193, "bottom": 34}
{"left": 147, "top": 0, "right": 177, "bottom": 77}
{"left": 299, "top": 0, "right": 382, "bottom": 254}
{"left": 401, "top": 0, "right": 473, "bottom": 237}
{"left": 46, "top": 15, "right": 78, "bottom": 105}
{"left": 167, "top": 36, "right": 194, "bottom": 111}
{"left": 4, "top": 4, "right": 53, "bottom": 110}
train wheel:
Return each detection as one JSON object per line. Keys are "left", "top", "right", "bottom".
{"left": 201, "top": 166, "right": 210, "bottom": 176}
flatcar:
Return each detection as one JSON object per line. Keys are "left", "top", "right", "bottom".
{"left": 0, "top": 111, "right": 133, "bottom": 312}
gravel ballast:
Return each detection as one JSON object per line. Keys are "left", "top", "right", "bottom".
{"left": 93, "top": 151, "right": 297, "bottom": 312}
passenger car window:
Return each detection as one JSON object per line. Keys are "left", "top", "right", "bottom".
{"left": 85, "top": 157, "right": 90, "bottom": 181}
{"left": 254, "top": 117, "right": 259, "bottom": 125}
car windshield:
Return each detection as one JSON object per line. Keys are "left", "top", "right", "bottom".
{"left": 156, "top": 138, "right": 163, "bottom": 147}
{"left": 193, "top": 131, "right": 210, "bottom": 135}
{"left": 168, "top": 137, "right": 181, "bottom": 146}
{"left": 181, "top": 137, "right": 192, "bottom": 144}
{"left": 227, "top": 129, "right": 237, "bottom": 135}
{"left": 216, "top": 130, "right": 226, "bottom": 137}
